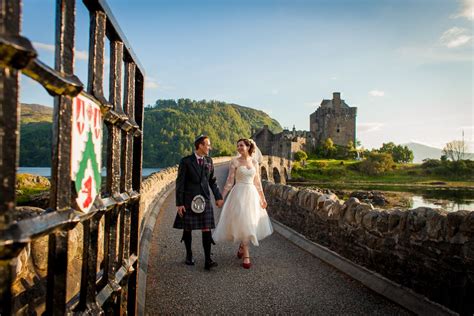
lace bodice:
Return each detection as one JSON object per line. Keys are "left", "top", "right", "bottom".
{"left": 235, "top": 165, "right": 256, "bottom": 184}
{"left": 222, "top": 158, "right": 265, "bottom": 200}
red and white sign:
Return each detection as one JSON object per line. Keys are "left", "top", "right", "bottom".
{"left": 71, "top": 93, "right": 103, "bottom": 213}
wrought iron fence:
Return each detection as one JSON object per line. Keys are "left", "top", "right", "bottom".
{"left": 0, "top": 0, "right": 145, "bottom": 314}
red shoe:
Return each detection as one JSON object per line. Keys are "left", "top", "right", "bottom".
{"left": 242, "top": 257, "right": 251, "bottom": 269}
{"left": 237, "top": 243, "right": 244, "bottom": 259}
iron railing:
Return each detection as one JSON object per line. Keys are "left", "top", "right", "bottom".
{"left": 0, "top": 0, "right": 145, "bottom": 314}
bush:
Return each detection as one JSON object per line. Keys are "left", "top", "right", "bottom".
{"left": 292, "top": 161, "right": 303, "bottom": 172}
{"left": 358, "top": 152, "right": 395, "bottom": 176}
{"left": 421, "top": 159, "right": 442, "bottom": 169}
{"left": 314, "top": 161, "right": 328, "bottom": 168}
{"left": 293, "top": 150, "right": 308, "bottom": 162}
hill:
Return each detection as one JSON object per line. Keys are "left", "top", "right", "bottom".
{"left": 404, "top": 142, "right": 474, "bottom": 163}
{"left": 19, "top": 100, "right": 282, "bottom": 167}
{"left": 20, "top": 103, "right": 53, "bottom": 124}
{"left": 143, "top": 99, "right": 282, "bottom": 166}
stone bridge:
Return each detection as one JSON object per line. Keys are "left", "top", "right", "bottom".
{"left": 136, "top": 156, "right": 469, "bottom": 315}
{"left": 259, "top": 155, "right": 291, "bottom": 184}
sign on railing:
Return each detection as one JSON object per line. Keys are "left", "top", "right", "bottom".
{"left": 71, "top": 94, "right": 103, "bottom": 213}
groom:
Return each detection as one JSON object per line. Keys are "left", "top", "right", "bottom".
{"left": 173, "top": 135, "right": 224, "bottom": 270}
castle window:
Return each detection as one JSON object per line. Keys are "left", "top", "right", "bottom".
{"left": 337, "top": 125, "right": 340, "bottom": 133}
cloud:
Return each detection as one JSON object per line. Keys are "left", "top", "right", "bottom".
{"left": 397, "top": 46, "right": 473, "bottom": 63}
{"left": 145, "top": 76, "right": 159, "bottom": 89}
{"left": 369, "top": 90, "right": 385, "bottom": 97}
{"left": 331, "top": 76, "right": 337, "bottom": 80}
{"left": 453, "top": 0, "right": 474, "bottom": 20}
{"left": 271, "top": 89, "right": 279, "bottom": 95}
{"left": 440, "top": 27, "right": 472, "bottom": 48}
{"left": 32, "top": 41, "right": 89, "bottom": 61}
{"left": 358, "top": 122, "right": 384, "bottom": 133}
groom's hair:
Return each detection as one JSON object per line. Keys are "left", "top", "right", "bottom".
{"left": 237, "top": 138, "right": 255, "bottom": 155}
{"left": 194, "top": 135, "right": 209, "bottom": 150}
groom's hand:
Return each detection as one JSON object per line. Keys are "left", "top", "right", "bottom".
{"left": 216, "top": 199, "right": 224, "bottom": 208}
{"left": 177, "top": 206, "right": 186, "bottom": 217}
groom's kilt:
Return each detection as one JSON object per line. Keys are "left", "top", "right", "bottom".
{"left": 173, "top": 202, "right": 215, "bottom": 230}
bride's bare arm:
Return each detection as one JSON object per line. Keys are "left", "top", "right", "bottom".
{"left": 222, "top": 159, "right": 237, "bottom": 199}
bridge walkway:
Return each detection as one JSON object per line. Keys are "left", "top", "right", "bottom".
{"left": 144, "top": 164, "right": 411, "bottom": 314}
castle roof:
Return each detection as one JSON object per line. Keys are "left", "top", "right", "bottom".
{"left": 320, "top": 99, "right": 351, "bottom": 108}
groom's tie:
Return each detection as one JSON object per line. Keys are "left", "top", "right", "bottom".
{"left": 198, "top": 157, "right": 203, "bottom": 166}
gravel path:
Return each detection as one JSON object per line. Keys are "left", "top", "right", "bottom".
{"left": 145, "top": 164, "right": 411, "bottom": 315}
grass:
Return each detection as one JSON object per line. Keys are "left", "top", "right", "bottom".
{"left": 292, "top": 159, "right": 474, "bottom": 188}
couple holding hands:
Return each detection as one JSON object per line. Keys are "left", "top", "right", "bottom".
{"left": 173, "top": 135, "right": 273, "bottom": 270}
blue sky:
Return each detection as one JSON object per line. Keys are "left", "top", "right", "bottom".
{"left": 21, "top": 0, "right": 473, "bottom": 150}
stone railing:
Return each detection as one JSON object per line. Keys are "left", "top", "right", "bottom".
{"left": 263, "top": 181, "right": 474, "bottom": 315}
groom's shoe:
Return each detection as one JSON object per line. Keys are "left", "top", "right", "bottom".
{"left": 185, "top": 255, "right": 195, "bottom": 266}
{"left": 204, "top": 259, "right": 218, "bottom": 271}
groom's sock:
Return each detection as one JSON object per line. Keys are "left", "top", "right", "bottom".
{"left": 182, "top": 230, "right": 194, "bottom": 264}
{"left": 202, "top": 231, "right": 217, "bottom": 269}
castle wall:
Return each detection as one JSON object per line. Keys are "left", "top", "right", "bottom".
{"left": 310, "top": 106, "right": 356, "bottom": 147}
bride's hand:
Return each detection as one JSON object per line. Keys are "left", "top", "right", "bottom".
{"left": 261, "top": 200, "right": 267, "bottom": 209}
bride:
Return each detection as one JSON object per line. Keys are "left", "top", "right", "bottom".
{"left": 213, "top": 138, "right": 273, "bottom": 269}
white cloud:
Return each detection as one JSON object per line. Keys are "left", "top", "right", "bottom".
{"left": 440, "top": 27, "right": 472, "bottom": 48}
{"left": 331, "top": 76, "right": 337, "bottom": 80}
{"left": 369, "top": 90, "right": 385, "bottom": 97}
{"left": 358, "top": 122, "right": 384, "bottom": 133}
{"left": 145, "top": 76, "right": 159, "bottom": 89}
{"left": 398, "top": 46, "right": 473, "bottom": 63}
{"left": 32, "top": 41, "right": 89, "bottom": 61}
{"left": 453, "top": 0, "right": 474, "bottom": 20}
{"left": 271, "top": 89, "right": 279, "bottom": 95}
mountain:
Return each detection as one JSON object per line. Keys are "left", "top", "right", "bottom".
{"left": 20, "top": 103, "right": 53, "bottom": 124}
{"left": 143, "top": 99, "right": 282, "bottom": 167}
{"left": 404, "top": 142, "right": 474, "bottom": 163}
{"left": 19, "top": 100, "right": 283, "bottom": 167}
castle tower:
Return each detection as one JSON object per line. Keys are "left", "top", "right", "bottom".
{"left": 309, "top": 92, "right": 357, "bottom": 148}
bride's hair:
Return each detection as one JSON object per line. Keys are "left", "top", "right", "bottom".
{"left": 237, "top": 138, "right": 255, "bottom": 155}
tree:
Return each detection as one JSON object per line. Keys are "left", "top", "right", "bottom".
{"left": 442, "top": 140, "right": 467, "bottom": 161}
{"left": 378, "top": 142, "right": 413, "bottom": 163}
{"left": 322, "top": 138, "right": 336, "bottom": 158}
{"left": 392, "top": 145, "right": 414, "bottom": 163}
{"left": 293, "top": 150, "right": 308, "bottom": 162}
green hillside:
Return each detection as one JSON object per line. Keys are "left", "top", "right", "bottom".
{"left": 19, "top": 99, "right": 282, "bottom": 167}
{"left": 143, "top": 99, "right": 282, "bottom": 166}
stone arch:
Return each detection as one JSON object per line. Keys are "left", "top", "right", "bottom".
{"left": 284, "top": 168, "right": 289, "bottom": 181}
{"left": 260, "top": 166, "right": 268, "bottom": 180}
{"left": 273, "top": 167, "right": 281, "bottom": 184}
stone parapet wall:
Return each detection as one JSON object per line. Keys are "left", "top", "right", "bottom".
{"left": 263, "top": 181, "right": 474, "bottom": 315}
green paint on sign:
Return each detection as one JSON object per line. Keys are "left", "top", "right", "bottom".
{"left": 75, "top": 130, "right": 101, "bottom": 194}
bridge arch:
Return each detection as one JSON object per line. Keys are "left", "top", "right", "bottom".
{"left": 260, "top": 166, "right": 268, "bottom": 180}
{"left": 273, "top": 167, "right": 281, "bottom": 183}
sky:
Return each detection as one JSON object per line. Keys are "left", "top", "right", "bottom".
{"left": 20, "top": 0, "right": 473, "bottom": 150}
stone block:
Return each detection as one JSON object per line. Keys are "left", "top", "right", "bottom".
{"left": 362, "top": 210, "right": 379, "bottom": 231}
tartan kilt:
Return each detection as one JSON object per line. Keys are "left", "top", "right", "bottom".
{"left": 173, "top": 201, "right": 215, "bottom": 230}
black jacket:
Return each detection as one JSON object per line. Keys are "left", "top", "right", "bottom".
{"left": 175, "top": 154, "right": 222, "bottom": 207}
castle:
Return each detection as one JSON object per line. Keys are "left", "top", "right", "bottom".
{"left": 251, "top": 92, "right": 357, "bottom": 160}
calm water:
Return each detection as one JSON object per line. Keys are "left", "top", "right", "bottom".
{"left": 18, "top": 167, "right": 162, "bottom": 178}
{"left": 294, "top": 182, "right": 474, "bottom": 212}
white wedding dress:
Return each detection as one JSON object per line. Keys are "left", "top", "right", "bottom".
{"left": 213, "top": 158, "right": 273, "bottom": 246}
